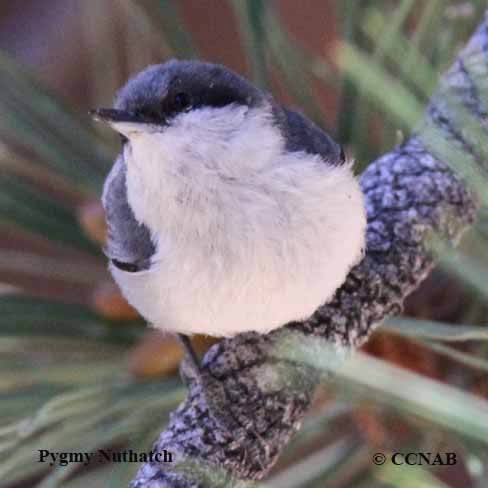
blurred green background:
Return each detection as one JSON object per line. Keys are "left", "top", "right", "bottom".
{"left": 1, "top": 1, "right": 488, "bottom": 487}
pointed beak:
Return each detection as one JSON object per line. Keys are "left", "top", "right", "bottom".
{"left": 90, "top": 108, "right": 155, "bottom": 136}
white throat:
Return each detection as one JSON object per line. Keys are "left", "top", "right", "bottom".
{"left": 124, "top": 104, "right": 283, "bottom": 236}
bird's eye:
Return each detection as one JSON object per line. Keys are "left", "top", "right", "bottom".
{"left": 119, "top": 134, "right": 128, "bottom": 145}
{"left": 173, "top": 92, "right": 191, "bottom": 112}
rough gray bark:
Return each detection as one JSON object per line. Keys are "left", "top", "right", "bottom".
{"left": 131, "top": 16, "right": 487, "bottom": 488}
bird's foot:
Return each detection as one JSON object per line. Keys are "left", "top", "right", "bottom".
{"left": 176, "top": 334, "right": 270, "bottom": 469}
{"left": 181, "top": 362, "right": 270, "bottom": 470}
{"left": 177, "top": 333, "right": 239, "bottom": 432}
{"left": 180, "top": 356, "right": 240, "bottom": 432}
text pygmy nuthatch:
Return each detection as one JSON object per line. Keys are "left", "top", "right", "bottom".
{"left": 92, "top": 60, "right": 366, "bottom": 414}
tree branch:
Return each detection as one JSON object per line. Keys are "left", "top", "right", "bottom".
{"left": 131, "top": 15, "right": 487, "bottom": 488}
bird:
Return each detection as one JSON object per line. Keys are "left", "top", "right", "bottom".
{"left": 91, "top": 60, "right": 366, "bottom": 425}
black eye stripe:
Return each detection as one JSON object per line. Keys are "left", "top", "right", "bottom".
{"left": 172, "top": 92, "right": 191, "bottom": 111}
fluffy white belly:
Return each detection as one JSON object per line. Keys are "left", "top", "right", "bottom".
{"left": 112, "top": 160, "right": 366, "bottom": 337}
{"left": 112, "top": 248, "right": 341, "bottom": 336}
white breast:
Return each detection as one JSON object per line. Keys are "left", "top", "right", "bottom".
{"left": 112, "top": 105, "right": 366, "bottom": 337}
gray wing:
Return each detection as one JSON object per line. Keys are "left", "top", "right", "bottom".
{"left": 102, "top": 156, "right": 155, "bottom": 272}
{"left": 278, "top": 107, "right": 345, "bottom": 165}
